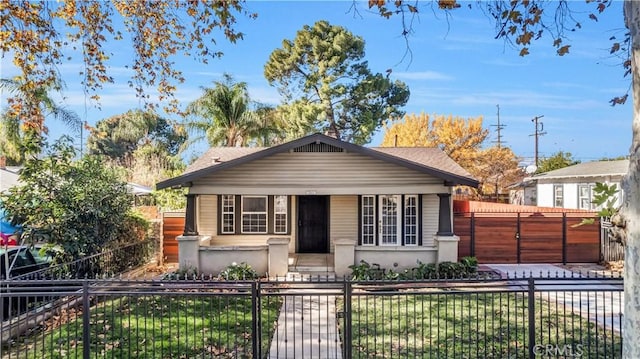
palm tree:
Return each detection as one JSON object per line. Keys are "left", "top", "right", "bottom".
{"left": 0, "top": 78, "right": 82, "bottom": 164}
{"left": 184, "top": 74, "right": 264, "bottom": 147}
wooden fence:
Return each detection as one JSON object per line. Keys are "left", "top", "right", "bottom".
{"left": 455, "top": 212, "right": 601, "bottom": 264}
{"left": 162, "top": 212, "right": 184, "bottom": 263}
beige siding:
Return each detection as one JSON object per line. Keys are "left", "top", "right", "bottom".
{"left": 329, "top": 196, "right": 358, "bottom": 253}
{"left": 422, "top": 194, "right": 438, "bottom": 246}
{"left": 198, "top": 195, "right": 217, "bottom": 236}
{"left": 190, "top": 152, "right": 448, "bottom": 194}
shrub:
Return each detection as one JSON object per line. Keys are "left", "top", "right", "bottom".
{"left": 219, "top": 262, "right": 258, "bottom": 280}
{"left": 348, "top": 260, "right": 385, "bottom": 281}
{"left": 349, "top": 257, "right": 480, "bottom": 280}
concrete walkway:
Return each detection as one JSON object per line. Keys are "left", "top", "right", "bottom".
{"left": 487, "top": 263, "right": 624, "bottom": 333}
{"left": 268, "top": 288, "right": 342, "bottom": 358}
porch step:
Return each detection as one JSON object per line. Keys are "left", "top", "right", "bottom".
{"left": 289, "top": 265, "right": 334, "bottom": 273}
{"left": 286, "top": 271, "right": 336, "bottom": 281}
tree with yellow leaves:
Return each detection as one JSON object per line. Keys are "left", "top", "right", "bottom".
{"left": 381, "top": 113, "right": 488, "bottom": 170}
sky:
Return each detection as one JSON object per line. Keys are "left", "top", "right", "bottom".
{"left": 0, "top": 1, "right": 632, "bottom": 165}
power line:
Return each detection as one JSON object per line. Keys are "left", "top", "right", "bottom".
{"left": 491, "top": 104, "right": 506, "bottom": 148}
{"left": 529, "top": 115, "right": 546, "bottom": 166}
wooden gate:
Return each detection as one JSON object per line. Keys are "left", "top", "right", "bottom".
{"left": 456, "top": 212, "right": 600, "bottom": 264}
{"left": 162, "top": 212, "right": 184, "bottom": 263}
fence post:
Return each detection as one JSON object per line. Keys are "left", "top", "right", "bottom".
{"left": 343, "top": 280, "right": 352, "bottom": 359}
{"left": 517, "top": 213, "right": 521, "bottom": 264}
{"left": 82, "top": 280, "right": 90, "bottom": 359}
{"left": 562, "top": 213, "right": 567, "bottom": 265}
{"left": 470, "top": 212, "right": 475, "bottom": 257}
{"left": 251, "top": 281, "right": 260, "bottom": 359}
{"left": 528, "top": 277, "right": 536, "bottom": 358}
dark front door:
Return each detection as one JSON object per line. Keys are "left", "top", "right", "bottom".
{"left": 298, "top": 196, "right": 328, "bottom": 253}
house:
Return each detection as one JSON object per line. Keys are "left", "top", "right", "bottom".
{"left": 524, "top": 159, "right": 628, "bottom": 210}
{"left": 156, "top": 133, "right": 479, "bottom": 276}
{"left": 0, "top": 158, "right": 20, "bottom": 194}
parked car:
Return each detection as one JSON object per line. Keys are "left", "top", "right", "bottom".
{"left": 1, "top": 246, "right": 52, "bottom": 320}
{"left": 0, "top": 246, "right": 48, "bottom": 279}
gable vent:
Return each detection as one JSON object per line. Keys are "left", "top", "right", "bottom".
{"left": 293, "top": 143, "right": 344, "bottom": 153}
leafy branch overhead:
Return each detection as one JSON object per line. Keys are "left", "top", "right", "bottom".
{"left": 362, "top": 0, "right": 630, "bottom": 105}
{"left": 0, "top": 1, "right": 256, "bottom": 132}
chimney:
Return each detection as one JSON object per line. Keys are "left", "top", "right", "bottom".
{"left": 0, "top": 156, "right": 6, "bottom": 169}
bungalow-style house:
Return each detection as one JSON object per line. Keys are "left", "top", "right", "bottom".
{"left": 156, "top": 133, "right": 479, "bottom": 276}
{"left": 524, "top": 159, "right": 628, "bottom": 210}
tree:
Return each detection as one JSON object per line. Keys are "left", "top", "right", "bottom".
{"left": 0, "top": 137, "right": 139, "bottom": 263}
{"left": 381, "top": 113, "right": 488, "bottom": 170}
{"left": 264, "top": 20, "right": 410, "bottom": 144}
{"left": 537, "top": 151, "right": 580, "bottom": 173}
{"left": 0, "top": 79, "right": 82, "bottom": 164}
{"left": 86, "top": 109, "right": 187, "bottom": 210}
{"left": 0, "top": 1, "right": 254, "bottom": 132}
{"left": 184, "top": 75, "right": 277, "bottom": 147}
{"left": 87, "top": 109, "right": 186, "bottom": 165}
{"left": 474, "top": 146, "right": 524, "bottom": 201}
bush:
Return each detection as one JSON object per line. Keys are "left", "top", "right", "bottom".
{"left": 349, "top": 257, "right": 479, "bottom": 280}
{"left": 219, "top": 262, "right": 258, "bottom": 280}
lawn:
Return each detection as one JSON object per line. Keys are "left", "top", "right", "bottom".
{"left": 3, "top": 291, "right": 282, "bottom": 359}
{"left": 339, "top": 289, "right": 622, "bottom": 358}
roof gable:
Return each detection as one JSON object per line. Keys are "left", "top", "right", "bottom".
{"left": 157, "top": 133, "right": 479, "bottom": 189}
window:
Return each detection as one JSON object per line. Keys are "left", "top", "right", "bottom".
{"left": 242, "top": 196, "right": 267, "bottom": 233}
{"left": 404, "top": 195, "right": 418, "bottom": 246}
{"left": 553, "top": 185, "right": 564, "bottom": 207}
{"left": 274, "top": 195, "right": 288, "bottom": 234}
{"left": 379, "top": 195, "right": 400, "bottom": 245}
{"left": 578, "top": 184, "right": 596, "bottom": 210}
{"left": 361, "top": 195, "right": 376, "bottom": 245}
{"left": 360, "top": 195, "right": 420, "bottom": 246}
{"left": 221, "top": 195, "right": 235, "bottom": 234}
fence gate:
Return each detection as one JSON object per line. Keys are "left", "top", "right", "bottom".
{"left": 456, "top": 212, "right": 600, "bottom": 264}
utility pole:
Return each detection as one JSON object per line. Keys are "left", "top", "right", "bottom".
{"left": 491, "top": 104, "right": 506, "bottom": 148}
{"left": 530, "top": 115, "right": 546, "bottom": 166}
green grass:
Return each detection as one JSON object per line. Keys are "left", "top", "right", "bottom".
{"left": 4, "top": 292, "right": 282, "bottom": 359}
{"left": 340, "top": 290, "right": 622, "bottom": 358}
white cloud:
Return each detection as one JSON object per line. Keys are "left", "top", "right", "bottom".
{"left": 394, "top": 71, "right": 453, "bottom": 81}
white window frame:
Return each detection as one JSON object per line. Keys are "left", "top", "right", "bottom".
{"left": 221, "top": 195, "right": 235, "bottom": 234}
{"left": 241, "top": 196, "right": 268, "bottom": 234}
{"left": 361, "top": 195, "right": 376, "bottom": 246}
{"left": 274, "top": 195, "right": 288, "bottom": 234}
{"left": 553, "top": 185, "right": 564, "bottom": 208}
{"left": 379, "top": 195, "right": 401, "bottom": 246}
{"left": 578, "top": 184, "right": 595, "bottom": 210}
{"left": 404, "top": 195, "right": 419, "bottom": 246}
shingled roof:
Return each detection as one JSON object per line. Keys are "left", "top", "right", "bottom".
{"left": 528, "top": 159, "right": 628, "bottom": 181}
{"left": 157, "top": 133, "right": 479, "bottom": 189}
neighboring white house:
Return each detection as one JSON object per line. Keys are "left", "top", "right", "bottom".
{"left": 0, "top": 162, "right": 20, "bottom": 194}
{"left": 156, "top": 133, "right": 479, "bottom": 276}
{"left": 524, "top": 160, "right": 628, "bottom": 210}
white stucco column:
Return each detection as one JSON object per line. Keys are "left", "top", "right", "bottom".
{"left": 177, "top": 235, "right": 201, "bottom": 272}
{"left": 334, "top": 238, "right": 356, "bottom": 277}
{"left": 436, "top": 235, "right": 460, "bottom": 263}
{"left": 267, "top": 237, "right": 290, "bottom": 278}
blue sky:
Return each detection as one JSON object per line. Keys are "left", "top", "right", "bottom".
{"left": 0, "top": 1, "right": 632, "bottom": 164}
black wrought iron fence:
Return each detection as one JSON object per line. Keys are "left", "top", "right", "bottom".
{"left": 13, "top": 239, "right": 154, "bottom": 280}
{"left": 0, "top": 274, "right": 623, "bottom": 358}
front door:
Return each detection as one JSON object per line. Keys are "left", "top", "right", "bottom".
{"left": 297, "top": 196, "right": 328, "bottom": 253}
